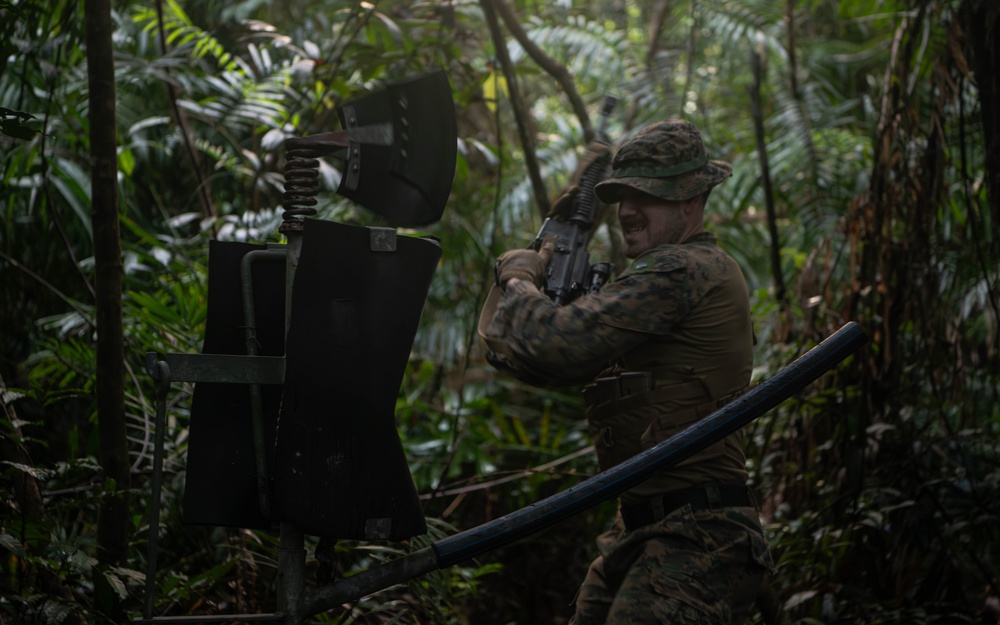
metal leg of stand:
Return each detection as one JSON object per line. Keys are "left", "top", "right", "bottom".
{"left": 277, "top": 523, "right": 306, "bottom": 624}
{"left": 143, "top": 361, "right": 171, "bottom": 620}
{"left": 239, "top": 249, "right": 286, "bottom": 520}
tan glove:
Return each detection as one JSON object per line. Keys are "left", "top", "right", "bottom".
{"left": 495, "top": 236, "right": 555, "bottom": 289}
{"left": 547, "top": 139, "right": 612, "bottom": 219}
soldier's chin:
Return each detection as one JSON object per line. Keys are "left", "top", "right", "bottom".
{"left": 623, "top": 243, "right": 645, "bottom": 259}
{"left": 622, "top": 235, "right": 643, "bottom": 257}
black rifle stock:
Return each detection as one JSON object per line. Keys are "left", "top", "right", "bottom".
{"left": 532, "top": 95, "right": 618, "bottom": 305}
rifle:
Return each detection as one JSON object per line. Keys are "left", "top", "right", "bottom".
{"left": 532, "top": 95, "right": 618, "bottom": 305}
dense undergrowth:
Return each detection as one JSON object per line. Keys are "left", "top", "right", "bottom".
{"left": 2, "top": 1, "right": 999, "bottom": 623}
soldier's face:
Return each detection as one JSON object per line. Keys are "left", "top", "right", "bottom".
{"left": 617, "top": 188, "right": 688, "bottom": 258}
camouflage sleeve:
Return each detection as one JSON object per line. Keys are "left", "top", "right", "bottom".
{"left": 597, "top": 251, "right": 701, "bottom": 335}
{"left": 484, "top": 266, "right": 695, "bottom": 385}
{"left": 598, "top": 240, "right": 736, "bottom": 335}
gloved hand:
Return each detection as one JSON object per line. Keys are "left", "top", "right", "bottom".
{"left": 495, "top": 236, "right": 555, "bottom": 289}
{"left": 548, "top": 184, "right": 579, "bottom": 220}
{"left": 547, "top": 139, "right": 612, "bottom": 219}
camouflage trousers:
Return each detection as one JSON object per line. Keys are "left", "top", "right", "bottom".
{"left": 569, "top": 504, "right": 773, "bottom": 625}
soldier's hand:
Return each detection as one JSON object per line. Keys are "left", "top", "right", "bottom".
{"left": 496, "top": 237, "right": 555, "bottom": 289}
{"left": 548, "top": 184, "right": 579, "bottom": 219}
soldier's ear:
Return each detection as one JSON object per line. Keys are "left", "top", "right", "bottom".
{"left": 685, "top": 193, "right": 707, "bottom": 214}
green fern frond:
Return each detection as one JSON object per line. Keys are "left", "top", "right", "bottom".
{"left": 132, "top": 2, "right": 236, "bottom": 72}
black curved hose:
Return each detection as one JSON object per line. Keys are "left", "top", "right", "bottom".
{"left": 305, "top": 322, "right": 867, "bottom": 617}
{"left": 433, "top": 321, "right": 867, "bottom": 566}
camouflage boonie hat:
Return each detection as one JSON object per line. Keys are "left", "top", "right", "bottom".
{"left": 594, "top": 120, "right": 732, "bottom": 203}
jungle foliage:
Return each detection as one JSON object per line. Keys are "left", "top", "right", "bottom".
{"left": 1, "top": 0, "right": 998, "bottom": 623}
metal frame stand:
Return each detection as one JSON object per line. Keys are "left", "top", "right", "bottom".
{"left": 139, "top": 229, "right": 304, "bottom": 624}
{"left": 138, "top": 70, "right": 459, "bottom": 623}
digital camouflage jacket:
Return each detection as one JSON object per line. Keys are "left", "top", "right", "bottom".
{"left": 480, "top": 231, "right": 754, "bottom": 500}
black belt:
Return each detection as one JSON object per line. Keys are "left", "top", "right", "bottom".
{"left": 620, "top": 483, "right": 756, "bottom": 531}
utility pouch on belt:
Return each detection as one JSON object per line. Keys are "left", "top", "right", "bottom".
{"left": 584, "top": 373, "right": 744, "bottom": 472}
{"left": 582, "top": 371, "right": 652, "bottom": 407}
{"left": 638, "top": 387, "right": 747, "bottom": 452}
{"left": 584, "top": 372, "right": 658, "bottom": 470}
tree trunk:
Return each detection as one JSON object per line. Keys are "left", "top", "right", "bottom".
{"left": 962, "top": 0, "right": 1000, "bottom": 251}
{"left": 84, "top": 0, "right": 130, "bottom": 620}
{"left": 748, "top": 45, "right": 787, "bottom": 317}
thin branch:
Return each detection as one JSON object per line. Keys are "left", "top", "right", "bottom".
{"left": 421, "top": 445, "right": 595, "bottom": 499}
{"left": 748, "top": 41, "right": 788, "bottom": 315}
{"left": 493, "top": 0, "right": 594, "bottom": 141}
{"left": 786, "top": 0, "right": 800, "bottom": 98}
{"left": 154, "top": 0, "right": 217, "bottom": 224}
{"left": 0, "top": 250, "right": 95, "bottom": 330}
{"left": 645, "top": 0, "right": 672, "bottom": 72}
{"left": 681, "top": 0, "right": 696, "bottom": 118}
{"left": 18, "top": 2, "right": 96, "bottom": 301}
{"left": 480, "top": 0, "right": 550, "bottom": 218}
{"left": 784, "top": 0, "right": 819, "bottom": 183}
{"left": 297, "top": 4, "right": 378, "bottom": 134}
{"left": 957, "top": 73, "right": 1000, "bottom": 357}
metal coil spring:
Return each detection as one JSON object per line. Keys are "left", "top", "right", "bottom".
{"left": 281, "top": 144, "right": 323, "bottom": 221}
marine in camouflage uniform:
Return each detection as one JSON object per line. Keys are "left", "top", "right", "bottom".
{"left": 479, "top": 120, "right": 774, "bottom": 624}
